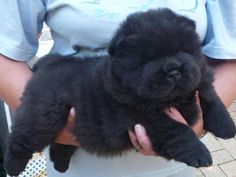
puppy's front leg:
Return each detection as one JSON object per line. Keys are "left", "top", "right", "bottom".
{"left": 199, "top": 85, "right": 236, "bottom": 138}
{"left": 145, "top": 116, "right": 212, "bottom": 167}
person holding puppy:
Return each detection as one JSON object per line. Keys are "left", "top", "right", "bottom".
{"left": 0, "top": 0, "right": 236, "bottom": 177}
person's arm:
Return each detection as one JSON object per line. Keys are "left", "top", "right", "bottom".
{"left": 209, "top": 60, "right": 236, "bottom": 108}
{"left": 0, "top": 0, "right": 47, "bottom": 108}
{"left": 0, "top": 55, "right": 32, "bottom": 111}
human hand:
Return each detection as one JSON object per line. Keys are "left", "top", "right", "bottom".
{"left": 165, "top": 91, "right": 206, "bottom": 138}
{"left": 128, "top": 91, "right": 206, "bottom": 156}
{"left": 55, "top": 108, "right": 80, "bottom": 146}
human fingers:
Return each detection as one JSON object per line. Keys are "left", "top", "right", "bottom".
{"left": 191, "top": 91, "right": 207, "bottom": 138}
{"left": 65, "top": 108, "right": 76, "bottom": 128}
{"left": 55, "top": 108, "right": 80, "bottom": 146}
{"left": 164, "top": 107, "right": 188, "bottom": 125}
{"left": 164, "top": 93, "right": 206, "bottom": 138}
{"left": 129, "top": 124, "right": 156, "bottom": 156}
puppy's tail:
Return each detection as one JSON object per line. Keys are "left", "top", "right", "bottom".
{"left": 32, "top": 54, "right": 67, "bottom": 72}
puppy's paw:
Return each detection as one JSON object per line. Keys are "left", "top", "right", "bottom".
{"left": 212, "top": 126, "right": 236, "bottom": 139}
{"left": 53, "top": 160, "right": 70, "bottom": 173}
{"left": 180, "top": 147, "right": 212, "bottom": 168}
{"left": 207, "top": 118, "right": 236, "bottom": 139}
{"left": 166, "top": 141, "right": 212, "bottom": 168}
{"left": 204, "top": 102, "right": 236, "bottom": 139}
{"left": 4, "top": 152, "right": 29, "bottom": 176}
{"left": 49, "top": 144, "right": 76, "bottom": 173}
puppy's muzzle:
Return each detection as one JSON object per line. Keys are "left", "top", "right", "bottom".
{"left": 166, "top": 69, "right": 181, "bottom": 83}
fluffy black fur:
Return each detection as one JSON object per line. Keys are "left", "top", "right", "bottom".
{"left": 4, "top": 8, "right": 236, "bottom": 176}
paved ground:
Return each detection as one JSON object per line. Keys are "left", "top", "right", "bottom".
{"left": 196, "top": 101, "right": 236, "bottom": 177}
{"left": 35, "top": 27, "right": 236, "bottom": 177}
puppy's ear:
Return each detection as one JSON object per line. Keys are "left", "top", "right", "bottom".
{"left": 108, "top": 34, "right": 140, "bottom": 56}
{"left": 181, "top": 16, "right": 196, "bottom": 32}
{"left": 108, "top": 33, "right": 125, "bottom": 56}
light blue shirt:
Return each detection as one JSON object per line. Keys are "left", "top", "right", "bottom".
{"left": 0, "top": 0, "right": 207, "bottom": 61}
{"left": 0, "top": 0, "right": 235, "bottom": 62}
{"left": 202, "top": 0, "right": 236, "bottom": 59}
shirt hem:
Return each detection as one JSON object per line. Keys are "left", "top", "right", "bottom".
{"left": 0, "top": 42, "right": 35, "bottom": 61}
{"left": 202, "top": 45, "right": 236, "bottom": 60}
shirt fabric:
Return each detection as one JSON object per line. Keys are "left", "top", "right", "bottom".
{"left": 0, "top": 0, "right": 235, "bottom": 177}
{"left": 1, "top": 0, "right": 236, "bottom": 62}
{"left": 0, "top": 0, "right": 208, "bottom": 61}
{"left": 202, "top": 0, "right": 236, "bottom": 59}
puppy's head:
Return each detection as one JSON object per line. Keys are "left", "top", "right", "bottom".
{"left": 108, "top": 8, "right": 205, "bottom": 102}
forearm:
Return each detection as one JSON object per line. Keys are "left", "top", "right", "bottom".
{"left": 0, "top": 54, "right": 32, "bottom": 111}
{"left": 209, "top": 59, "right": 236, "bottom": 108}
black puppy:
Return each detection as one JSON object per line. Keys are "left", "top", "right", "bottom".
{"left": 4, "top": 8, "right": 236, "bottom": 176}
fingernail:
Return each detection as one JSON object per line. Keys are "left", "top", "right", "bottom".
{"left": 69, "top": 108, "right": 76, "bottom": 117}
{"left": 135, "top": 124, "right": 144, "bottom": 135}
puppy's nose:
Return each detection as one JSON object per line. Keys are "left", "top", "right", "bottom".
{"left": 166, "top": 70, "right": 181, "bottom": 83}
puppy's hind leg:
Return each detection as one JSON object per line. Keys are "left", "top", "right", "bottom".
{"left": 50, "top": 143, "right": 77, "bottom": 172}
{"left": 4, "top": 89, "right": 71, "bottom": 176}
